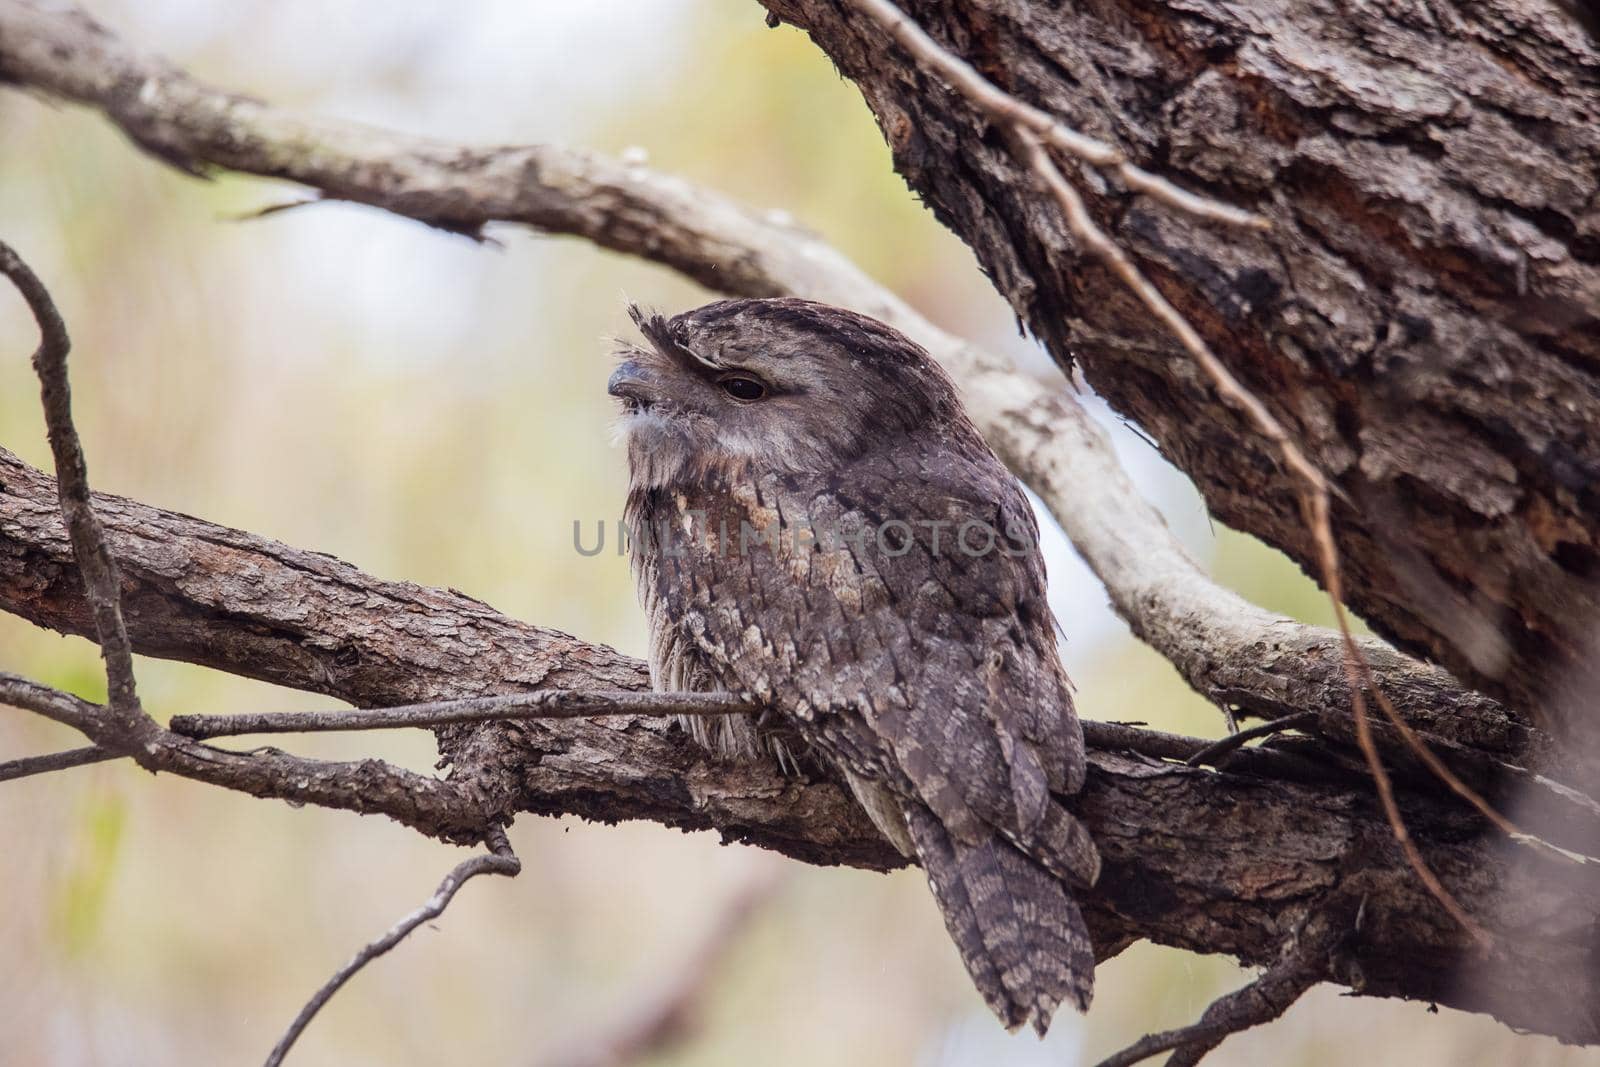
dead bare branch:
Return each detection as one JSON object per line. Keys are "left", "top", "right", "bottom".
{"left": 0, "top": 671, "right": 108, "bottom": 735}
{"left": 1184, "top": 712, "right": 1319, "bottom": 768}
{"left": 0, "top": 744, "right": 119, "bottom": 783}
{"left": 1091, "top": 919, "right": 1335, "bottom": 1067}
{"left": 169, "top": 690, "right": 755, "bottom": 740}
{"left": 0, "top": 240, "right": 146, "bottom": 735}
{"left": 264, "top": 827, "right": 522, "bottom": 1067}
{"left": 0, "top": 668, "right": 516, "bottom": 841}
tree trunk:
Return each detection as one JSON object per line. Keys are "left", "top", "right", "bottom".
{"left": 762, "top": 0, "right": 1600, "bottom": 735}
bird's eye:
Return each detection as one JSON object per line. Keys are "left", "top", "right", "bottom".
{"left": 718, "top": 374, "right": 768, "bottom": 402}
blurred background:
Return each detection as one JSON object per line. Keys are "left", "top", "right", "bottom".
{"left": 0, "top": 2, "right": 1591, "bottom": 1065}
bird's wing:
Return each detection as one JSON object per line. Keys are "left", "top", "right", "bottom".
{"left": 649, "top": 444, "right": 1093, "bottom": 882}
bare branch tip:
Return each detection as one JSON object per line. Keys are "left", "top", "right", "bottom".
{"left": 0, "top": 744, "right": 120, "bottom": 783}
{"left": 264, "top": 836, "right": 522, "bottom": 1067}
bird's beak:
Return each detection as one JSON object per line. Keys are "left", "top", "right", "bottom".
{"left": 608, "top": 359, "right": 658, "bottom": 410}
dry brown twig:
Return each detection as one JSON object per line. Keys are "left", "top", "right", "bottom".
{"left": 168, "top": 690, "right": 755, "bottom": 740}
{"left": 264, "top": 827, "right": 522, "bottom": 1067}
{"left": 840, "top": 0, "right": 1510, "bottom": 948}
{"left": 0, "top": 744, "right": 119, "bottom": 782}
{"left": 1182, "top": 712, "right": 1319, "bottom": 769}
{"left": 1090, "top": 919, "right": 1335, "bottom": 1067}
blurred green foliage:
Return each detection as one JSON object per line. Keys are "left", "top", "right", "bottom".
{"left": 52, "top": 787, "right": 128, "bottom": 957}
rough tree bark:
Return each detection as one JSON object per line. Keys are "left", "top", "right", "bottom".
{"left": 3, "top": 445, "right": 1598, "bottom": 1042}
{"left": 3, "top": 0, "right": 1600, "bottom": 1054}
{"left": 761, "top": 0, "right": 1600, "bottom": 731}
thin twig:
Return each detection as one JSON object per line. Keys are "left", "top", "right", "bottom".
{"left": 0, "top": 249, "right": 515, "bottom": 838}
{"left": 1094, "top": 1020, "right": 1242, "bottom": 1067}
{"left": 0, "top": 240, "right": 146, "bottom": 734}
{"left": 264, "top": 827, "right": 522, "bottom": 1067}
{"left": 173, "top": 699, "right": 1326, "bottom": 783}
{"left": 845, "top": 0, "right": 1267, "bottom": 229}
{"left": 0, "top": 671, "right": 108, "bottom": 735}
{"left": 2, "top": 669, "right": 516, "bottom": 841}
{"left": 1084, "top": 720, "right": 1356, "bottom": 787}
{"left": 169, "top": 690, "right": 756, "bottom": 740}
{"left": 164, "top": 683, "right": 1368, "bottom": 795}
{"left": 1184, "top": 712, "right": 1318, "bottom": 767}
{"left": 1341, "top": 636, "right": 1491, "bottom": 943}
{"left": 1091, "top": 925, "right": 1330, "bottom": 1067}
{"left": 0, "top": 745, "right": 120, "bottom": 783}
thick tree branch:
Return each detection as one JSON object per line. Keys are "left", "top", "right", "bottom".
{"left": 3, "top": 446, "right": 1599, "bottom": 1041}
{"left": 3, "top": 0, "right": 1599, "bottom": 1045}
{"left": 0, "top": 0, "right": 1536, "bottom": 775}
{"left": 759, "top": 0, "right": 1600, "bottom": 729}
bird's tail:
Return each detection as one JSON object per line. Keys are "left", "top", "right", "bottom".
{"left": 905, "top": 803, "right": 1095, "bottom": 1035}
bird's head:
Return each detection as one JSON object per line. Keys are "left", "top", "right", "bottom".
{"left": 610, "top": 297, "right": 968, "bottom": 489}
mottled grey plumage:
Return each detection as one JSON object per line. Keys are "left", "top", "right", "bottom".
{"left": 610, "top": 297, "right": 1099, "bottom": 1033}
